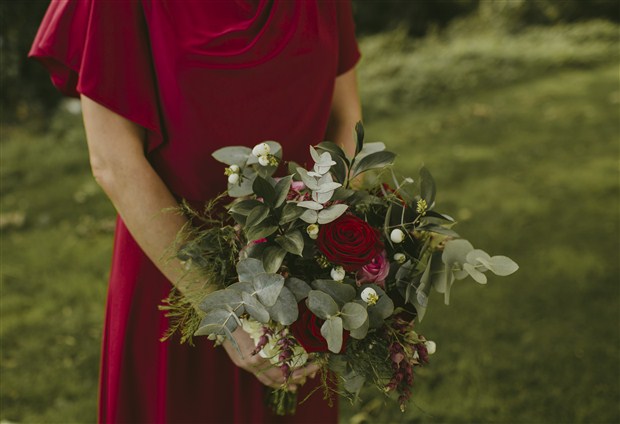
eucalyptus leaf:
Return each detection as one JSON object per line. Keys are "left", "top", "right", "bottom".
{"left": 194, "top": 309, "right": 239, "bottom": 337}
{"left": 227, "top": 282, "right": 254, "bottom": 294}
{"left": 311, "top": 280, "right": 356, "bottom": 307}
{"left": 466, "top": 249, "right": 492, "bottom": 272}
{"left": 236, "top": 258, "right": 265, "bottom": 283}
{"left": 199, "top": 289, "right": 243, "bottom": 313}
{"left": 279, "top": 202, "right": 306, "bottom": 224}
{"left": 275, "top": 230, "right": 304, "bottom": 256}
{"left": 317, "top": 204, "right": 348, "bottom": 224}
{"left": 242, "top": 292, "right": 270, "bottom": 323}
{"left": 274, "top": 175, "right": 293, "bottom": 208}
{"left": 442, "top": 239, "right": 475, "bottom": 268}
{"left": 341, "top": 302, "right": 368, "bottom": 330}
{"left": 321, "top": 316, "right": 344, "bottom": 353}
{"left": 252, "top": 176, "right": 276, "bottom": 206}
{"left": 285, "top": 277, "right": 312, "bottom": 301}
{"left": 252, "top": 273, "right": 285, "bottom": 307}
{"left": 478, "top": 256, "right": 519, "bottom": 276}
{"left": 266, "top": 286, "right": 298, "bottom": 325}
{"left": 307, "top": 290, "right": 339, "bottom": 319}
{"left": 463, "top": 263, "right": 488, "bottom": 284}
{"left": 212, "top": 146, "right": 251, "bottom": 166}
{"left": 298, "top": 200, "right": 324, "bottom": 210}
{"left": 312, "top": 190, "right": 335, "bottom": 204}
{"left": 228, "top": 168, "right": 256, "bottom": 197}
{"left": 262, "top": 245, "right": 287, "bottom": 274}
{"left": 300, "top": 209, "right": 318, "bottom": 224}
{"left": 343, "top": 369, "right": 366, "bottom": 395}
{"left": 351, "top": 151, "right": 396, "bottom": 178}
{"left": 349, "top": 317, "right": 369, "bottom": 339}
{"left": 296, "top": 167, "right": 320, "bottom": 191}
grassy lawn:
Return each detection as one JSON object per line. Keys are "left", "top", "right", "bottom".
{"left": 1, "top": 26, "right": 619, "bottom": 423}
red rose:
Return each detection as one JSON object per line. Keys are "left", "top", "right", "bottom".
{"left": 316, "top": 214, "right": 384, "bottom": 272}
{"left": 289, "top": 301, "right": 348, "bottom": 353}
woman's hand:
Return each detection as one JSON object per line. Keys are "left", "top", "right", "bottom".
{"left": 222, "top": 327, "right": 320, "bottom": 391}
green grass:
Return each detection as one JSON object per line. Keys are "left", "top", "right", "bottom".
{"left": 2, "top": 22, "right": 619, "bottom": 424}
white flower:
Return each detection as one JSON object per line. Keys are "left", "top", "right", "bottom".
{"left": 330, "top": 266, "right": 346, "bottom": 281}
{"left": 390, "top": 229, "right": 406, "bottom": 244}
{"left": 306, "top": 224, "right": 319, "bottom": 239}
{"left": 252, "top": 143, "right": 270, "bottom": 157}
{"left": 227, "top": 173, "right": 240, "bottom": 184}
{"left": 393, "top": 253, "right": 406, "bottom": 263}
{"left": 229, "top": 164, "right": 240, "bottom": 173}
{"left": 258, "top": 155, "right": 271, "bottom": 166}
{"left": 425, "top": 340, "right": 437, "bottom": 355}
{"left": 361, "top": 287, "right": 379, "bottom": 306}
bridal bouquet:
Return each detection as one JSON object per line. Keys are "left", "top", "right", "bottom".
{"left": 161, "top": 123, "right": 518, "bottom": 414}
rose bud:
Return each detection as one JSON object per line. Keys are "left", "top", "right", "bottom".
{"left": 356, "top": 251, "right": 389, "bottom": 288}
{"left": 330, "top": 266, "right": 346, "bottom": 281}
{"left": 252, "top": 142, "right": 271, "bottom": 157}
{"left": 390, "top": 229, "right": 406, "bottom": 243}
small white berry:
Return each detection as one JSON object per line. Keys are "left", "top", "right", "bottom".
{"left": 229, "top": 164, "right": 240, "bottom": 173}
{"left": 227, "top": 173, "right": 240, "bottom": 184}
{"left": 425, "top": 340, "right": 436, "bottom": 355}
{"left": 252, "top": 143, "right": 271, "bottom": 157}
{"left": 258, "top": 155, "right": 271, "bottom": 166}
{"left": 306, "top": 224, "right": 319, "bottom": 239}
{"left": 330, "top": 266, "right": 346, "bottom": 281}
{"left": 390, "top": 229, "right": 406, "bottom": 244}
{"left": 361, "top": 287, "right": 379, "bottom": 306}
{"left": 393, "top": 253, "right": 406, "bottom": 263}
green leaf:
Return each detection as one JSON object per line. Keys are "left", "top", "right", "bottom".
{"left": 236, "top": 258, "right": 265, "bottom": 283}
{"left": 266, "top": 286, "right": 298, "bottom": 325}
{"left": 274, "top": 175, "right": 293, "bottom": 208}
{"left": 354, "top": 121, "right": 364, "bottom": 157}
{"left": 442, "top": 239, "right": 474, "bottom": 267}
{"left": 228, "top": 167, "right": 257, "bottom": 197}
{"left": 311, "top": 280, "right": 356, "bottom": 307}
{"left": 279, "top": 202, "right": 305, "bottom": 225}
{"left": 245, "top": 204, "right": 270, "bottom": 228}
{"left": 252, "top": 273, "right": 285, "bottom": 307}
{"left": 331, "top": 187, "right": 355, "bottom": 201}
{"left": 341, "top": 302, "right": 368, "bottom": 330}
{"left": 194, "top": 309, "right": 239, "bottom": 337}
{"left": 228, "top": 199, "right": 264, "bottom": 216}
{"left": 307, "top": 290, "right": 339, "bottom": 319}
{"left": 227, "top": 282, "right": 254, "bottom": 293}
{"left": 463, "top": 263, "right": 487, "bottom": 284}
{"left": 343, "top": 369, "right": 366, "bottom": 395}
{"left": 321, "top": 316, "right": 344, "bottom": 353}
{"left": 478, "top": 256, "right": 519, "bottom": 276}
{"left": 351, "top": 151, "right": 396, "bottom": 178}
{"left": 275, "top": 230, "right": 304, "bottom": 256}
{"left": 262, "top": 245, "right": 287, "bottom": 274}
{"left": 466, "top": 249, "right": 491, "bottom": 272}
{"left": 242, "top": 292, "right": 270, "bottom": 323}
{"left": 417, "top": 224, "right": 460, "bottom": 237}
{"left": 252, "top": 176, "right": 276, "bottom": 206}
{"left": 316, "top": 141, "right": 348, "bottom": 162}
{"left": 212, "top": 146, "right": 252, "bottom": 166}
{"left": 349, "top": 317, "right": 369, "bottom": 339}
{"left": 317, "top": 204, "right": 348, "bottom": 224}
{"left": 245, "top": 223, "right": 278, "bottom": 242}
{"left": 419, "top": 166, "right": 436, "bottom": 207}
{"left": 356, "top": 142, "right": 386, "bottom": 160}
{"left": 199, "top": 289, "right": 243, "bottom": 313}
{"left": 284, "top": 277, "right": 312, "bottom": 301}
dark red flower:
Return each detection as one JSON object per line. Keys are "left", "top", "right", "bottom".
{"left": 289, "top": 301, "right": 348, "bottom": 353}
{"left": 316, "top": 214, "right": 384, "bottom": 272}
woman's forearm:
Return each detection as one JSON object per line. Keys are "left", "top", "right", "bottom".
{"left": 325, "top": 67, "right": 362, "bottom": 158}
{"left": 80, "top": 94, "right": 197, "bottom": 293}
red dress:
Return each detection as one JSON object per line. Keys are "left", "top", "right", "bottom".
{"left": 28, "top": 1, "right": 360, "bottom": 423}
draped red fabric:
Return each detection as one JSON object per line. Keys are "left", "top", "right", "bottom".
{"left": 29, "top": 1, "right": 360, "bottom": 423}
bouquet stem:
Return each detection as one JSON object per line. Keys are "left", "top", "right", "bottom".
{"left": 267, "top": 388, "right": 298, "bottom": 416}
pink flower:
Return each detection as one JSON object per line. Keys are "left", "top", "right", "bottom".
{"left": 286, "top": 181, "right": 309, "bottom": 201}
{"left": 356, "top": 250, "right": 390, "bottom": 288}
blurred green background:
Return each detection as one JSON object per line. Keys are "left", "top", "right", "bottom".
{"left": 1, "top": 1, "right": 619, "bottom": 423}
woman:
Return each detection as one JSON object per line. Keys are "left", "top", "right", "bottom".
{"left": 29, "top": 1, "right": 362, "bottom": 422}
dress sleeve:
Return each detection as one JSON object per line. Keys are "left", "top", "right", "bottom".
{"left": 336, "top": 0, "right": 361, "bottom": 76}
{"left": 28, "top": 0, "right": 164, "bottom": 153}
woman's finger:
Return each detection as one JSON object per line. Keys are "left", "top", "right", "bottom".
{"left": 290, "top": 363, "right": 321, "bottom": 381}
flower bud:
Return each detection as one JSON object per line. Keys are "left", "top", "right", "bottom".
{"left": 306, "top": 224, "right": 319, "bottom": 239}
{"left": 252, "top": 142, "right": 271, "bottom": 157}
{"left": 425, "top": 340, "right": 436, "bottom": 355}
{"left": 258, "top": 155, "right": 270, "bottom": 166}
{"left": 393, "top": 253, "right": 406, "bottom": 263}
{"left": 330, "top": 266, "right": 345, "bottom": 281}
{"left": 227, "top": 173, "right": 240, "bottom": 184}
{"left": 361, "top": 287, "right": 379, "bottom": 306}
{"left": 390, "top": 229, "right": 406, "bottom": 243}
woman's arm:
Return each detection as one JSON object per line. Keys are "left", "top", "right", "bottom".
{"left": 80, "top": 93, "right": 317, "bottom": 390}
{"left": 325, "top": 67, "right": 362, "bottom": 158}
